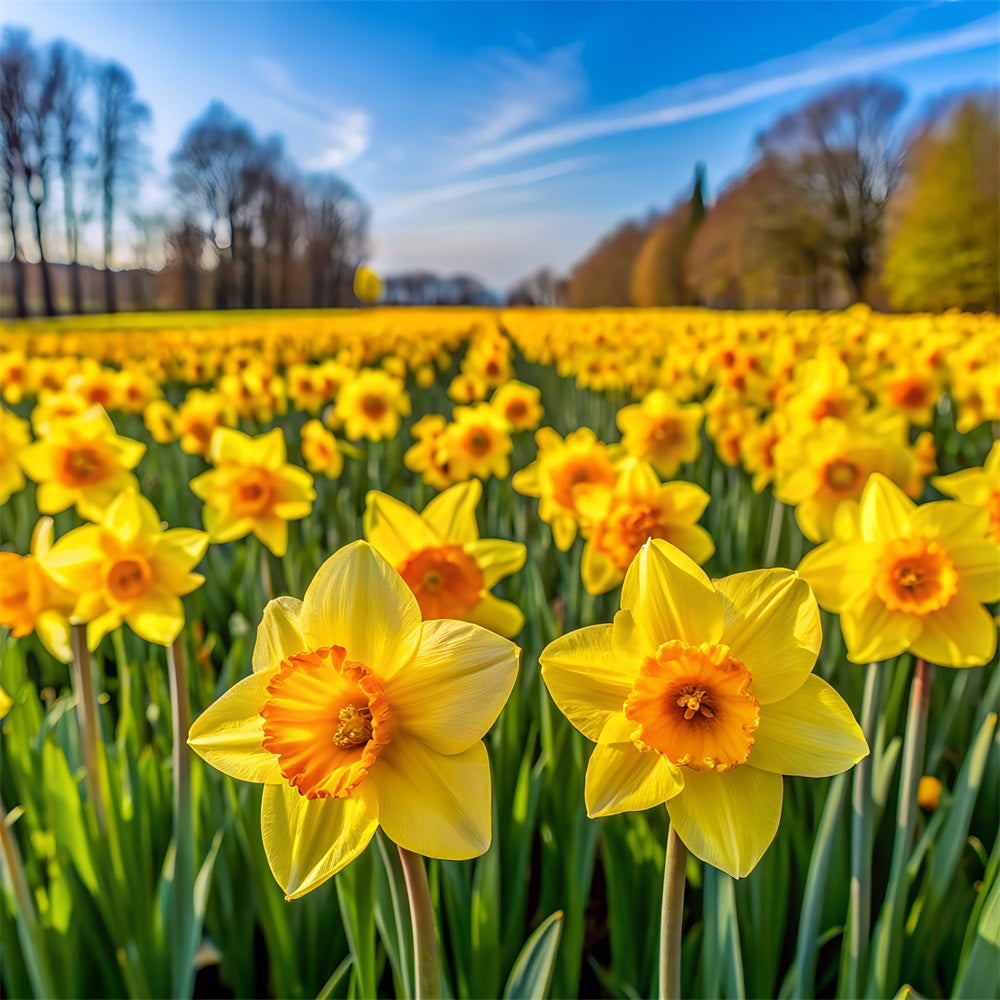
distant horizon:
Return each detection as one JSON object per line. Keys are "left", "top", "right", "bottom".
{"left": 4, "top": 0, "right": 999, "bottom": 291}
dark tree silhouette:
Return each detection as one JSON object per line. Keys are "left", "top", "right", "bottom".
{"left": 0, "top": 28, "right": 31, "bottom": 317}
{"left": 756, "top": 79, "right": 906, "bottom": 302}
{"left": 95, "top": 60, "right": 150, "bottom": 313}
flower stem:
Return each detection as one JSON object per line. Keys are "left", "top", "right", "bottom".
{"left": 71, "top": 623, "right": 105, "bottom": 830}
{"left": 660, "top": 824, "right": 687, "bottom": 1000}
{"left": 869, "top": 657, "right": 931, "bottom": 997}
{"left": 397, "top": 846, "right": 441, "bottom": 1000}
{"left": 843, "top": 662, "right": 882, "bottom": 998}
{"left": 763, "top": 495, "right": 784, "bottom": 568}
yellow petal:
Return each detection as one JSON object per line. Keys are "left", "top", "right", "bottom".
{"left": 466, "top": 593, "right": 522, "bottom": 638}
{"left": 203, "top": 505, "right": 251, "bottom": 543}
{"left": 104, "top": 489, "right": 160, "bottom": 543}
{"left": 127, "top": 588, "right": 185, "bottom": 646}
{"left": 841, "top": 592, "right": 920, "bottom": 664}
{"left": 667, "top": 525, "right": 715, "bottom": 566}
{"left": 860, "top": 473, "right": 915, "bottom": 543}
{"left": 584, "top": 743, "right": 683, "bottom": 817}
{"left": 540, "top": 623, "right": 632, "bottom": 742}
{"left": 36, "top": 480, "right": 77, "bottom": 514}
{"left": 951, "top": 543, "right": 1000, "bottom": 604}
{"left": 34, "top": 610, "right": 73, "bottom": 663}
{"left": 908, "top": 501, "right": 988, "bottom": 547}
{"left": 610, "top": 609, "right": 646, "bottom": 673}
{"left": 262, "top": 783, "right": 379, "bottom": 899}
{"left": 386, "top": 618, "right": 518, "bottom": 754}
{"left": 551, "top": 514, "right": 577, "bottom": 551}
{"left": 581, "top": 542, "right": 622, "bottom": 596}
{"left": 209, "top": 426, "right": 250, "bottom": 466}
{"left": 161, "top": 528, "right": 211, "bottom": 566}
{"left": 665, "top": 765, "right": 783, "bottom": 878}
{"left": 715, "top": 570, "right": 820, "bottom": 705}
{"left": 252, "top": 597, "right": 306, "bottom": 673}
{"left": 750, "top": 675, "right": 869, "bottom": 777}
{"left": 187, "top": 669, "right": 283, "bottom": 783}
{"left": 465, "top": 538, "right": 526, "bottom": 588}
{"left": 374, "top": 736, "right": 492, "bottom": 859}
{"left": 300, "top": 541, "right": 421, "bottom": 680}
{"left": 797, "top": 539, "right": 863, "bottom": 612}
{"left": 422, "top": 480, "right": 482, "bottom": 545}
{"left": 252, "top": 517, "right": 288, "bottom": 557}
{"left": 621, "top": 539, "right": 722, "bottom": 650}
{"left": 363, "top": 491, "right": 438, "bottom": 564}
{"left": 254, "top": 427, "right": 288, "bottom": 469}
{"left": 911, "top": 594, "right": 998, "bottom": 668}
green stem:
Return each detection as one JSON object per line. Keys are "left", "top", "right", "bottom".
{"left": 167, "top": 636, "right": 196, "bottom": 998}
{"left": 843, "top": 662, "right": 882, "bottom": 998}
{"left": 763, "top": 495, "right": 784, "bottom": 568}
{"left": 869, "top": 657, "right": 931, "bottom": 997}
{"left": 659, "top": 825, "right": 687, "bottom": 1000}
{"left": 398, "top": 846, "right": 441, "bottom": 1000}
{"left": 71, "top": 623, "right": 105, "bottom": 830}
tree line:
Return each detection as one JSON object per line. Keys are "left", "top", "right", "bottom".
{"left": 560, "top": 81, "right": 998, "bottom": 313}
{"left": 1, "top": 27, "right": 369, "bottom": 317}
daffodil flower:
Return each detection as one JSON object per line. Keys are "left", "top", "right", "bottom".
{"left": 188, "top": 541, "right": 519, "bottom": 899}
{"left": 540, "top": 539, "right": 868, "bottom": 878}
{"left": 364, "top": 480, "right": 526, "bottom": 637}
{"left": 45, "top": 488, "right": 209, "bottom": 649}
{"left": 798, "top": 473, "right": 1000, "bottom": 666}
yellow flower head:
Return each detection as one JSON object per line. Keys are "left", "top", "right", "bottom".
{"left": 771, "top": 413, "right": 918, "bottom": 542}
{"left": 0, "top": 518, "right": 75, "bottom": 662}
{"left": 20, "top": 405, "right": 146, "bottom": 521}
{"left": 932, "top": 441, "right": 1000, "bottom": 542}
{"left": 301, "top": 419, "right": 345, "bottom": 479}
{"left": 490, "top": 380, "right": 544, "bottom": 433}
{"left": 334, "top": 368, "right": 410, "bottom": 442}
{"left": 577, "top": 458, "right": 714, "bottom": 595}
{"left": 438, "top": 403, "right": 513, "bottom": 482}
{"left": 353, "top": 265, "right": 382, "bottom": 304}
{"left": 0, "top": 406, "right": 31, "bottom": 505}
{"left": 798, "top": 473, "right": 1000, "bottom": 667}
{"left": 188, "top": 541, "right": 519, "bottom": 898}
{"left": 174, "top": 389, "right": 233, "bottom": 457}
{"left": 403, "top": 415, "right": 456, "bottom": 491}
{"left": 616, "top": 391, "right": 703, "bottom": 478}
{"left": 364, "top": 480, "right": 526, "bottom": 637}
{"left": 190, "top": 427, "right": 316, "bottom": 557}
{"left": 143, "top": 399, "right": 178, "bottom": 444}
{"left": 540, "top": 540, "right": 868, "bottom": 878}
{"left": 448, "top": 372, "right": 489, "bottom": 405}
{"left": 45, "top": 489, "right": 209, "bottom": 650}
{"left": 512, "top": 427, "right": 619, "bottom": 550}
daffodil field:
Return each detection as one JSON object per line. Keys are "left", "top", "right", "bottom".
{"left": 1, "top": 306, "right": 998, "bottom": 1000}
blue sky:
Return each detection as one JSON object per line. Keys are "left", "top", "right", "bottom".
{"left": 5, "top": 1, "right": 999, "bottom": 290}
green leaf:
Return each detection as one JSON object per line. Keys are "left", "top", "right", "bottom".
{"left": 503, "top": 910, "right": 564, "bottom": 1000}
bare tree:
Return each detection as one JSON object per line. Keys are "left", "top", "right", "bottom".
{"left": 0, "top": 28, "right": 30, "bottom": 317}
{"left": 303, "top": 173, "right": 369, "bottom": 307}
{"left": 51, "top": 40, "right": 87, "bottom": 314}
{"left": 507, "top": 266, "right": 562, "bottom": 306}
{"left": 756, "top": 80, "right": 906, "bottom": 302}
{"left": 95, "top": 60, "right": 150, "bottom": 313}
{"left": 166, "top": 215, "right": 205, "bottom": 310}
{"left": 171, "top": 101, "right": 257, "bottom": 309}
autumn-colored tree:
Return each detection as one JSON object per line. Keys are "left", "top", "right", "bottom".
{"left": 566, "top": 220, "right": 649, "bottom": 307}
{"left": 630, "top": 205, "right": 688, "bottom": 307}
{"left": 883, "top": 93, "right": 999, "bottom": 312}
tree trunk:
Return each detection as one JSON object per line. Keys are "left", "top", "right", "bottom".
{"left": 4, "top": 182, "right": 27, "bottom": 318}
{"left": 29, "top": 195, "right": 56, "bottom": 317}
{"left": 62, "top": 167, "right": 83, "bottom": 314}
{"left": 103, "top": 199, "right": 116, "bottom": 314}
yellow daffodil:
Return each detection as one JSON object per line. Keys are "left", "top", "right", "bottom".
{"left": 0, "top": 406, "right": 31, "bottom": 505}
{"left": 188, "top": 541, "right": 519, "bottom": 898}
{"left": 932, "top": 441, "right": 1000, "bottom": 542}
{"left": 616, "top": 391, "right": 703, "bottom": 478}
{"left": 175, "top": 389, "right": 233, "bottom": 456}
{"left": 404, "top": 415, "right": 456, "bottom": 491}
{"left": 540, "top": 539, "right": 868, "bottom": 878}
{"left": 797, "top": 473, "right": 1000, "bottom": 666}
{"left": 45, "top": 489, "right": 208, "bottom": 650}
{"left": 513, "top": 427, "right": 620, "bottom": 550}
{"left": 576, "top": 458, "right": 714, "bottom": 595}
{"left": 353, "top": 265, "right": 382, "bottom": 304}
{"left": 19, "top": 405, "right": 146, "bottom": 521}
{"left": 0, "top": 518, "right": 75, "bottom": 662}
{"left": 301, "top": 420, "right": 345, "bottom": 479}
{"left": 334, "top": 368, "right": 410, "bottom": 442}
{"left": 490, "top": 380, "right": 544, "bottom": 433}
{"left": 438, "top": 404, "right": 513, "bottom": 482}
{"left": 190, "top": 427, "right": 316, "bottom": 557}
{"left": 364, "top": 480, "right": 526, "bottom": 637}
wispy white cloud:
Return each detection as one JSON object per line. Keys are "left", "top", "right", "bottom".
{"left": 456, "top": 13, "right": 1000, "bottom": 171}
{"left": 252, "top": 56, "right": 370, "bottom": 169}
{"left": 378, "top": 155, "right": 594, "bottom": 219}
{"left": 455, "top": 42, "right": 587, "bottom": 147}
